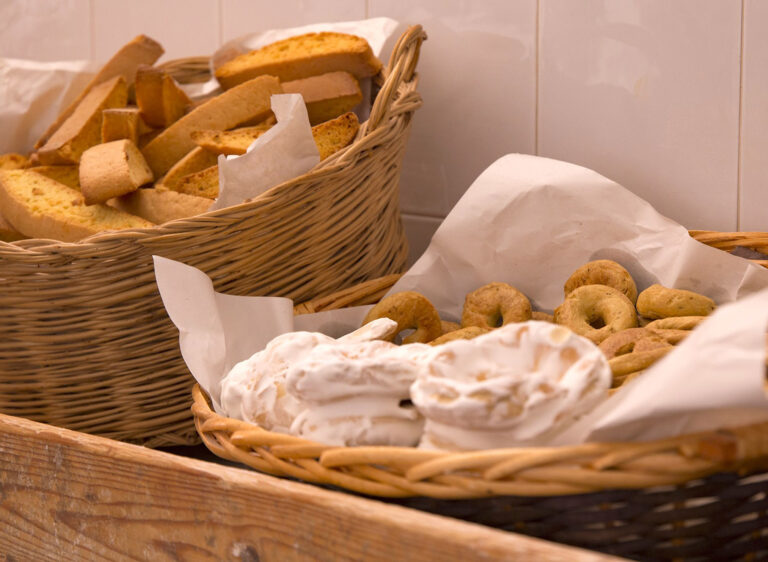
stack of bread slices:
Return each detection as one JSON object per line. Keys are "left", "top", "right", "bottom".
{"left": 0, "top": 30, "right": 381, "bottom": 242}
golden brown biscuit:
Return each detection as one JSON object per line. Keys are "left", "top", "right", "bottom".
{"left": 554, "top": 284, "right": 638, "bottom": 344}
{"left": 461, "top": 282, "right": 532, "bottom": 329}
{"left": 362, "top": 291, "right": 442, "bottom": 344}
{"left": 636, "top": 285, "right": 715, "bottom": 319}
{"left": 429, "top": 326, "right": 492, "bottom": 346}
{"left": 564, "top": 259, "right": 638, "bottom": 303}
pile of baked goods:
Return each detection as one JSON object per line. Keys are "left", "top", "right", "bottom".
{"left": 0, "top": 31, "right": 381, "bottom": 242}
{"left": 218, "top": 259, "right": 721, "bottom": 451}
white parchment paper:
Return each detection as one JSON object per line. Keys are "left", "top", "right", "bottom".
{"left": 155, "top": 154, "right": 768, "bottom": 444}
{"left": 211, "top": 93, "right": 320, "bottom": 211}
{"left": 0, "top": 58, "right": 96, "bottom": 153}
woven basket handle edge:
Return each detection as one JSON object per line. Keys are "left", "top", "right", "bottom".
{"left": 367, "top": 24, "right": 427, "bottom": 132}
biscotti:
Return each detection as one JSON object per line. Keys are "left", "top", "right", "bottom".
{"left": 34, "top": 35, "right": 164, "bottom": 150}
{"left": 37, "top": 76, "right": 129, "bottom": 165}
{"left": 215, "top": 32, "right": 382, "bottom": 89}
{"left": 135, "top": 65, "right": 192, "bottom": 128}
{"left": 101, "top": 107, "right": 152, "bottom": 144}
{"left": 29, "top": 165, "right": 81, "bottom": 190}
{"left": 170, "top": 165, "right": 220, "bottom": 199}
{"left": 79, "top": 139, "right": 154, "bottom": 205}
{"left": 0, "top": 212, "right": 25, "bottom": 241}
{"left": 0, "top": 153, "right": 29, "bottom": 170}
{"left": 141, "top": 75, "right": 282, "bottom": 176}
{"left": 282, "top": 71, "right": 362, "bottom": 125}
{"left": 109, "top": 186, "right": 212, "bottom": 224}
{"left": 156, "top": 147, "right": 218, "bottom": 190}
{"left": 190, "top": 118, "right": 276, "bottom": 155}
{"left": 0, "top": 170, "right": 154, "bottom": 242}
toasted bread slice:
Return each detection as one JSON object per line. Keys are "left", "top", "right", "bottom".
{"left": 101, "top": 107, "right": 153, "bottom": 144}
{"left": 0, "top": 170, "right": 154, "bottom": 242}
{"left": 0, "top": 212, "right": 25, "bottom": 242}
{"left": 157, "top": 147, "right": 218, "bottom": 190}
{"left": 141, "top": 75, "right": 282, "bottom": 176}
{"left": 79, "top": 139, "right": 154, "bottom": 205}
{"left": 190, "top": 117, "right": 276, "bottom": 155}
{"left": 29, "top": 165, "right": 81, "bottom": 190}
{"left": 282, "top": 71, "right": 362, "bottom": 125}
{"left": 190, "top": 112, "right": 359, "bottom": 159}
{"left": 215, "top": 32, "right": 382, "bottom": 89}
{"left": 311, "top": 112, "right": 359, "bottom": 160}
{"left": 0, "top": 153, "right": 29, "bottom": 170}
{"left": 34, "top": 35, "right": 164, "bottom": 150}
{"left": 135, "top": 65, "right": 192, "bottom": 128}
{"left": 109, "top": 186, "right": 212, "bottom": 224}
{"left": 37, "top": 76, "right": 129, "bottom": 165}
{"left": 170, "top": 165, "right": 219, "bottom": 199}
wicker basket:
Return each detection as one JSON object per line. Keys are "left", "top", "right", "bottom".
{"left": 192, "top": 263, "right": 768, "bottom": 561}
{"left": 0, "top": 26, "right": 427, "bottom": 448}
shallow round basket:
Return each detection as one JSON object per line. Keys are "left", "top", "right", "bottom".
{"left": 0, "top": 26, "right": 427, "bottom": 447}
{"left": 192, "top": 271, "right": 768, "bottom": 561}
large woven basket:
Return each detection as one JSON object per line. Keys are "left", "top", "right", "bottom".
{"left": 0, "top": 26, "right": 427, "bottom": 448}
{"left": 192, "top": 249, "right": 768, "bottom": 561}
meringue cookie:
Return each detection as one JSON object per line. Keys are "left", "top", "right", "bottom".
{"left": 286, "top": 339, "right": 430, "bottom": 446}
{"left": 219, "top": 330, "right": 334, "bottom": 433}
{"left": 411, "top": 321, "right": 611, "bottom": 450}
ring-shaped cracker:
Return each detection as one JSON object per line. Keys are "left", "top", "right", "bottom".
{"left": 429, "top": 326, "right": 492, "bottom": 346}
{"left": 599, "top": 327, "right": 654, "bottom": 359}
{"left": 564, "top": 260, "right": 638, "bottom": 304}
{"left": 645, "top": 316, "right": 705, "bottom": 331}
{"left": 362, "top": 291, "right": 442, "bottom": 344}
{"left": 554, "top": 284, "right": 638, "bottom": 344}
{"left": 636, "top": 285, "right": 715, "bottom": 319}
{"left": 461, "top": 282, "right": 532, "bottom": 329}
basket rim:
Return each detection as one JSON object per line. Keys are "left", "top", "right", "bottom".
{"left": 190, "top": 381, "right": 768, "bottom": 499}
{"left": 1, "top": 25, "right": 427, "bottom": 254}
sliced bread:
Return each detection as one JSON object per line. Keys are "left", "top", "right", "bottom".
{"left": 29, "top": 165, "right": 81, "bottom": 190}
{"left": 190, "top": 117, "right": 276, "bottom": 155}
{"left": 101, "top": 107, "right": 152, "bottom": 144}
{"left": 311, "top": 112, "right": 360, "bottom": 160}
{"left": 37, "top": 76, "right": 129, "bottom": 165}
{"left": 109, "top": 186, "right": 212, "bottom": 224}
{"left": 215, "top": 32, "right": 381, "bottom": 89}
{"left": 282, "top": 71, "right": 362, "bottom": 125}
{"left": 34, "top": 35, "right": 164, "bottom": 150}
{"left": 141, "top": 75, "right": 282, "bottom": 176}
{"left": 79, "top": 139, "right": 154, "bottom": 205}
{"left": 135, "top": 65, "right": 192, "bottom": 128}
{"left": 0, "top": 153, "right": 29, "bottom": 170}
{"left": 170, "top": 165, "right": 220, "bottom": 199}
{"left": 0, "top": 169, "right": 154, "bottom": 242}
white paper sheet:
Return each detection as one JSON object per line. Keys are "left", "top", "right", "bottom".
{"left": 0, "top": 58, "right": 96, "bottom": 153}
{"left": 154, "top": 153, "right": 768, "bottom": 443}
{"left": 210, "top": 94, "right": 320, "bottom": 211}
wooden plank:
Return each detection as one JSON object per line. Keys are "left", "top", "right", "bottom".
{"left": 0, "top": 413, "right": 623, "bottom": 561}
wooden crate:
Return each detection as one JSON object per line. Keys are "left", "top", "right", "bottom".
{"left": 0, "top": 412, "right": 622, "bottom": 561}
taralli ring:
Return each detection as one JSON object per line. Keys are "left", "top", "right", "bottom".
{"left": 564, "top": 259, "right": 638, "bottom": 304}
{"left": 429, "top": 326, "right": 492, "bottom": 346}
{"left": 599, "top": 327, "right": 656, "bottom": 359}
{"left": 645, "top": 316, "right": 706, "bottom": 331}
{"left": 461, "top": 282, "right": 532, "bottom": 329}
{"left": 554, "top": 284, "right": 638, "bottom": 344}
{"left": 362, "top": 291, "right": 442, "bottom": 344}
{"left": 636, "top": 285, "right": 716, "bottom": 319}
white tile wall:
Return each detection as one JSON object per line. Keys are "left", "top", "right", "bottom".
{"left": 740, "top": 0, "right": 768, "bottom": 231}
{"left": 1, "top": 0, "right": 766, "bottom": 259}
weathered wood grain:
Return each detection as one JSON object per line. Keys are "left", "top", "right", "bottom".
{"left": 0, "top": 413, "right": 622, "bottom": 561}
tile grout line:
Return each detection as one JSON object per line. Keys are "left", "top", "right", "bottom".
{"left": 534, "top": 0, "right": 540, "bottom": 156}
{"left": 736, "top": 0, "right": 746, "bottom": 231}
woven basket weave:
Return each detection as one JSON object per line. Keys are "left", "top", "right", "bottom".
{"left": 0, "top": 25, "right": 427, "bottom": 448}
{"left": 192, "top": 266, "right": 768, "bottom": 561}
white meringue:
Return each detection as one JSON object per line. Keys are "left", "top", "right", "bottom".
{"left": 411, "top": 321, "right": 611, "bottom": 450}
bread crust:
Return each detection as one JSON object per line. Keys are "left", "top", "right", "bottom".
{"left": 79, "top": 139, "right": 154, "bottom": 205}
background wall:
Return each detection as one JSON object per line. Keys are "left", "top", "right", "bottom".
{"left": 1, "top": 0, "right": 765, "bottom": 265}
